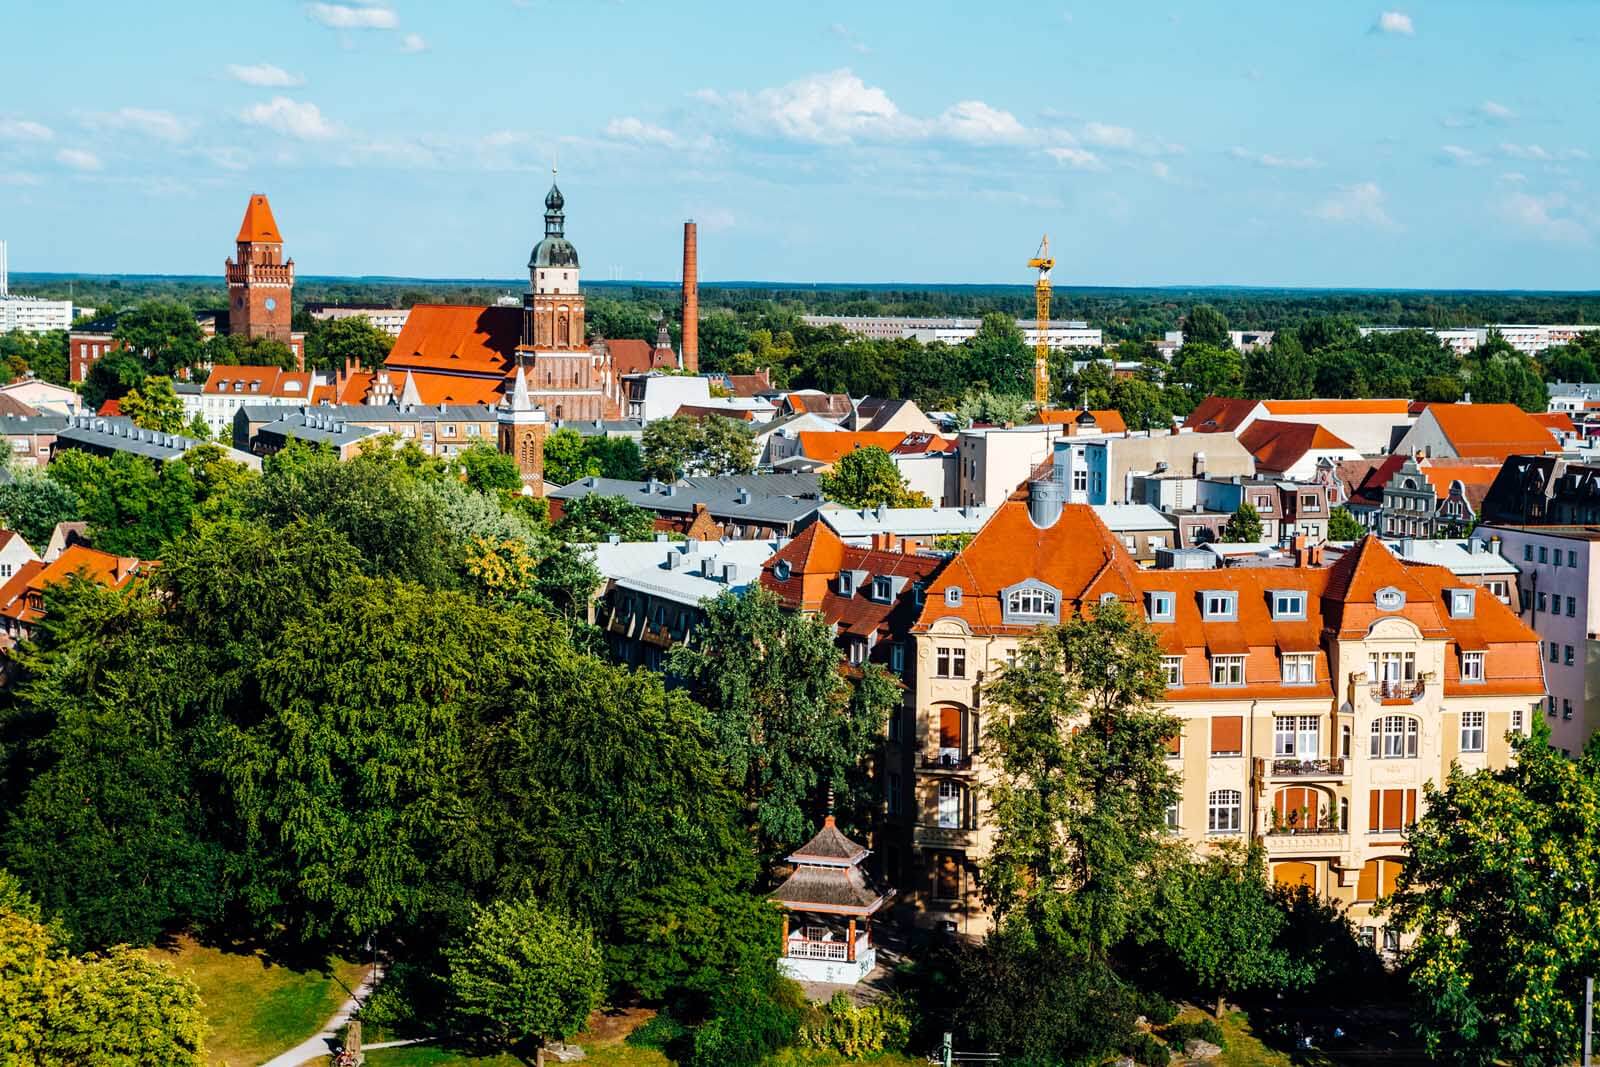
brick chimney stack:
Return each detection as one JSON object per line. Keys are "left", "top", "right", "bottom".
{"left": 682, "top": 220, "right": 698, "bottom": 373}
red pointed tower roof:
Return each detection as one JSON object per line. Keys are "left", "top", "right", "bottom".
{"left": 236, "top": 194, "right": 283, "bottom": 243}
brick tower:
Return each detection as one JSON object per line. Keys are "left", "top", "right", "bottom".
{"left": 499, "top": 365, "right": 549, "bottom": 494}
{"left": 226, "top": 193, "right": 294, "bottom": 343}
{"left": 517, "top": 172, "right": 603, "bottom": 420}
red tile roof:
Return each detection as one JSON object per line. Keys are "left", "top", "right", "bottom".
{"left": 798, "top": 431, "right": 909, "bottom": 464}
{"left": 1423, "top": 403, "right": 1561, "bottom": 460}
{"left": 1238, "top": 419, "right": 1355, "bottom": 472}
{"left": 607, "top": 339, "right": 675, "bottom": 377}
{"left": 1182, "top": 397, "right": 1259, "bottom": 432}
{"left": 203, "top": 365, "right": 313, "bottom": 400}
{"left": 384, "top": 304, "right": 520, "bottom": 377}
{"left": 891, "top": 433, "right": 958, "bottom": 455}
{"left": 1035, "top": 408, "right": 1128, "bottom": 432}
{"left": 1533, "top": 411, "right": 1576, "bottom": 433}
{"left": 0, "top": 545, "right": 147, "bottom": 627}
{"left": 97, "top": 398, "right": 122, "bottom": 416}
{"left": 402, "top": 372, "right": 506, "bottom": 406}
{"left": 236, "top": 193, "right": 283, "bottom": 243}
{"left": 1262, "top": 399, "right": 1412, "bottom": 415}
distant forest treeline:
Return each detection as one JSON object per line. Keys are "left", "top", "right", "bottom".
{"left": 15, "top": 273, "right": 1600, "bottom": 345}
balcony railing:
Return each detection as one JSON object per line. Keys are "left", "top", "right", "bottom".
{"left": 1264, "top": 829, "right": 1351, "bottom": 855}
{"left": 785, "top": 933, "right": 869, "bottom": 962}
{"left": 920, "top": 752, "right": 975, "bottom": 771}
{"left": 1370, "top": 679, "right": 1425, "bottom": 702}
{"left": 1271, "top": 757, "right": 1347, "bottom": 778}
{"left": 914, "top": 821, "right": 978, "bottom": 847}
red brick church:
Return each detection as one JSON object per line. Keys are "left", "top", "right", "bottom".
{"left": 376, "top": 175, "right": 677, "bottom": 417}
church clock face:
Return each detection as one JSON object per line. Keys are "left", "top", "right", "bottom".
{"left": 264, "top": 298, "right": 277, "bottom": 312}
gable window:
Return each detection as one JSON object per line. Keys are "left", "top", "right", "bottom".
{"left": 1007, "top": 586, "right": 1057, "bottom": 618}
{"left": 1370, "top": 715, "right": 1419, "bottom": 759}
{"left": 1281, "top": 652, "right": 1315, "bottom": 684}
{"left": 1300, "top": 493, "right": 1322, "bottom": 512}
{"left": 1202, "top": 591, "right": 1237, "bottom": 620}
{"left": 1271, "top": 591, "right": 1306, "bottom": 619}
{"left": 1072, "top": 468, "right": 1087, "bottom": 492}
{"left": 936, "top": 646, "right": 966, "bottom": 679}
{"left": 1146, "top": 591, "right": 1175, "bottom": 622}
{"left": 1207, "top": 789, "right": 1242, "bottom": 834}
{"left": 1460, "top": 651, "right": 1484, "bottom": 682}
{"left": 1161, "top": 656, "right": 1184, "bottom": 687}
{"left": 1460, "top": 710, "right": 1485, "bottom": 752}
{"left": 1211, "top": 654, "right": 1245, "bottom": 686}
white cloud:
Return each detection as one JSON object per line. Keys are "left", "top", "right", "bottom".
{"left": 401, "top": 32, "right": 427, "bottom": 53}
{"left": 239, "top": 97, "right": 338, "bottom": 140}
{"left": 1229, "top": 146, "right": 1321, "bottom": 169}
{"left": 228, "top": 63, "right": 304, "bottom": 88}
{"left": 86, "top": 107, "right": 189, "bottom": 142}
{"left": 1375, "top": 11, "right": 1414, "bottom": 35}
{"left": 1500, "top": 142, "right": 1590, "bottom": 162}
{"left": 827, "top": 23, "right": 870, "bottom": 55}
{"left": 56, "top": 148, "right": 103, "bottom": 171}
{"left": 701, "top": 69, "right": 918, "bottom": 145}
{"left": 1150, "top": 161, "right": 1171, "bottom": 180}
{"left": 1046, "top": 146, "right": 1103, "bottom": 170}
{"left": 937, "top": 100, "right": 1027, "bottom": 144}
{"left": 0, "top": 118, "right": 53, "bottom": 141}
{"left": 1499, "top": 171, "right": 1528, "bottom": 184}
{"left": 605, "top": 116, "right": 681, "bottom": 148}
{"left": 306, "top": 3, "right": 398, "bottom": 29}
{"left": 1082, "top": 122, "right": 1135, "bottom": 149}
{"left": 1500, "top": 191, "right": 1589, "bottom": 244}
{"left": 1439, "top": 144, "right": 1486, "bottom": 166}
{"left": 1479, "top": 100, "right": 1515, "bottom": 121}
{"left": 1311, "top": 181, "right": 1394, "bottom": 227}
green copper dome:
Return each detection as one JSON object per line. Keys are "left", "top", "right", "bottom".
{"left": 529, "top": 180, "right": 579, "bottom": 269}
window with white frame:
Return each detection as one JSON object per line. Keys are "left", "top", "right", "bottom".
{"left": 945, "top": 586, "right": 963, "bottom": 607}
{"left": 936, "top": 646, "right": 966, "bottom": 679}
{"left": 1146, "top": 592, "right": 1175, "bottom": 622}
{"left": 890, "top": 642, "right": 905, "bottom": 674}
{"left": 1211, "top": 654, "right": 1245, "bottom": 686}
{"left": 1272, "top": 591, "right": 1307, "bottom": 619}
{"left": 873, "top": 576, "right": 892, "bottom": 601}
{"left": 1161, "top": 656, "right": 1184, "bottom": 687}
{"left": 839, "top": 572, "right": 855, "bottom": 596}
{"left": 1512, "top": 707, "right": 1524, "bottom": 733}
{"left": 1072, "top": 468, "right": 1087, "bottom": 492}
{"left": 1274, "top": 715, "right": 1320, "bottom": 759}
{"left": 1370, "top": 715, "right": 1419, "bottom": 759}
{"left": 1208, "top": 789, "right": 1242, "bottom": 833}
{"left": 848, "top": 639, "right": 866, "bottom": 666}
{"left": 1007, "top": 586, "right": 1057, "bottom": 617}
{"left": 1460, "top": 651, "right": 1484, "bottom": 682}
{"left": 1281, "top": 653, "right": 1315, "bottom": 685}
{"left": 1202, "top": 591, "right": 1237, "bottom": 620}
{"left": 1368, "top": 650, "right": 1416, "bottom": 684}
{"left": 1460, "top": 710, "right": 1485, "bottom": 752}
{"left": 937, "top": 780, "right": 964, "bottom": 828}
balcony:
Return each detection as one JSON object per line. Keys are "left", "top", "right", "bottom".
{"left": 920, "top": 750, "right": 976, "bottom": 773}
{"left": 913, "top": 821, "right": 979, "bottom": 850}
{"left": 1369, "top": 679, "right": 1425, "bottom": 703}
{"left": 1269, "top": 757, "right": 1347, "bottom": 779}
{"left": 1264, "top": 829, "right": 1351, "bottom": 856}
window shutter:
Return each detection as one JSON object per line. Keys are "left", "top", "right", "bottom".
{"left": 939, "top": 706, "right": 961, "bottom": 749}
{"left": 1357, "top": 859, "right": 1379, "bottom": 902}
{"left": 1404, "top": 789, "right": 1417, "bottom": 827}
{"left": 1211, "top": 715, "right": 1244, "bottom": 754}
{"left": 1165, "top": 728, "right": 1182, "bottom": 755}
{"left": 1368, "top": 789, "right": 1381, "bottom": 832}
{"left": 1380, "top": 858, "right": 1404, "bottom": 898}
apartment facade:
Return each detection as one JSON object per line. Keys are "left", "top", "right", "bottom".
{"left": 906, "top": 490, "right": 1544, "bottom": 948}
{"left": 1474, "top": 525, "right": 1600, "bottom": 756}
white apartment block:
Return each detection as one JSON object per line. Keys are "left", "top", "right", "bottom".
{"left": 308, "top": 305, "right": 413, "bottom": 336}
{"left": 802, "top": 315, "right": 1103, "bottom": 350}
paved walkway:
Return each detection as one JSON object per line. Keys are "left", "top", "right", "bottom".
{"left": 257, "top": 966, "right": 383, "bottom": 1067}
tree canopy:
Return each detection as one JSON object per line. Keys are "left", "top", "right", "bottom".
{"left": 818, "top": 446, "right": 931, "bottom": 508}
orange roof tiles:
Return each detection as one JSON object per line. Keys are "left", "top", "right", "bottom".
{"left": 797, "top": 431, "right": 909, "bottom": 464}
{"left": 1182, "top": 397, "right": 1259, "bottom": 432}
{"left": 334, "top": 371, "right": 375, "bottom": 405}
{"left": 402, "top": 372, "right": 505, "bottom": 406}
{"left": 607, "top": 338, "right": 676, "bottom": 377}
{"left": 385, "top": 304, "right": 521, "bottom": 378}
{"left": 1415, "top": 460, "right": 1502, "bottom": 498}
{"left": 1423, "top": 403, "right": 1561, "bottom": 460}
{"left": 203, "top": 366, "right": 313, "bottom": 400}
{"left": 1262, "top": 399, "right": 1412, "bottom": 415}
{"left": 1533, "top": 411, "right": 1576, "bottom": 433}
{"left": 763, "top": 521, "right": 944, "bottom": 643}
{"left": 236, "top": 194, "right": 283, "bottom": 243}
{"left": 1034, "top": 408, "right": 1129, "bottom": 433}
{"left": 0, "top": 545, "right": 147, "bottom": 627}
{"left": 1238, "top": 419, "right": 1355, "bottom": 472}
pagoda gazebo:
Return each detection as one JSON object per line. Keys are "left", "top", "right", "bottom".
{"left": 770, "top": 816, "right": 894, "bottom": 985}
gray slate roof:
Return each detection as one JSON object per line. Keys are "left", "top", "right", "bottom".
{"left": 552, "top": 475, "right": 822, "bottom": 525}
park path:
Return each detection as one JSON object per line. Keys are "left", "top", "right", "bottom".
{"left": 257, "top": 965, "right": 385, "bottom": 1067}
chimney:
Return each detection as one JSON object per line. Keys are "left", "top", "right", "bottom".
{"left": 681, "top": 220, "right": 699, "bottom": 373}
{"left": 871, "top": 531, "right": 901, "bottom": 553}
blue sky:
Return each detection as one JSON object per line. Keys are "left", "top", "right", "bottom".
{"left": 1, "top": 1, "right": 1596, "bottom": 288}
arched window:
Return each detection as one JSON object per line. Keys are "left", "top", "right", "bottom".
{"left": 1369, "top": 715, "right": 1419, "bottom": 758}
{"left": 1273, "top": 786, "right": 1327, "bottom": 830}
{"left": 1006, "top": 587, "right": 1057, "bottom": 617}
{"left": 1273, "top": 861, "right": 1316, "bottom": 891}
{"left": 1207, "top": 789, "right": 1242, "bottom": 834}
{"left": 1356, "top": 857, "right": 1405, "bottom": 902}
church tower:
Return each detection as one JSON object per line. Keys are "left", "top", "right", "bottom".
{"left": 517, "top": 172, "right": 604, "bottom": 421}
{"left": 226, "top": 193, "right": 294, "bottom": 343}
{"left": 498, "top": 365, "right": 549, "bottom": 494}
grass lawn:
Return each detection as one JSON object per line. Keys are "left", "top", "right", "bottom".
{"left": 301, "top": 1031, "right": 925, "bottom": 1067}
{"left": 145, "top": 935, "right": 368, "bottom": 1067}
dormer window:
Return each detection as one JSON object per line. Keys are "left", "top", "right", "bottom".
{"left": 1375, "top": 586, "right": 1405, "bottom": 611}
{"left": 838, "top": 572, "right": 855, "bottom": 596}
{"left": 1271, "top": 591, "right": 1306, "bottom": 620}
{"left": 773, "top": 560, "right": 791, "bottom": 581}
{"left": 1448, "top": 588, "right": 1476, "bottom": 619}
{"left": 1146, "top": 591, "right": 1175, "bottom": 622}
{"left": 945, "top": 586, "right": 963, "bottom": 607}
{"left": 1201, "top": 591, "right": 1237, "bottom": 621}
{"left": 872, "top": 576, "right": 892, "bottom": 602}
{"left": 1002, "top": 580, "right": 1060, "bottom": 624}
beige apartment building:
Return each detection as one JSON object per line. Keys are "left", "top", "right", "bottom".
{"left": 906, "top": 485, "right": 1546, "bottom": 950}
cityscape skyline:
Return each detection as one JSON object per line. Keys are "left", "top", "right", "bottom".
{"left": 1, "top": 1, "right": 1596, "bottom": 289}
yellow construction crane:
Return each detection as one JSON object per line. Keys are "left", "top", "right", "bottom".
{"left": 1027, "top": 234, "right": 1054, "bottom": 408}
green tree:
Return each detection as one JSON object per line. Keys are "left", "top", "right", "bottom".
{"left": 553, "top": 493, "right": 657, "bottom": 542}
{"left": 955, "top": 389, "right": 1032, "bottom": 428}
{"left": 980, "top": 602, "right": 1181, "bottom": 958}
{"left": 1327, "top": 507, "right": 1364, "bottom": 541}
{"left": 0, "top": 907, "right": 207, "bottom": 1066}
{"left": 1153, "top": 842, "right": 1312, "bottom": 1017}
{"left": 696, "top": 415, "right": 757, "bottom": 477}
{"left": 1464, "top": 332, "right": 1548, "bottom": 411}
{"left": 445, "top": 895, "right": 603, "bottom": 1055}
{"left": 0, "top": 465, "right": 82, "bottom": 547}
{"left": 185, "top": 411, "right": 215, "bottom": 442}
{"left": 1223, "top": 501, "right": 1263, "bottom": 543}
{"left": 456, "top": 440, "right": 522, "bottom": 494}
{"left": 962, "top": 312, "right": 1031, "bottom": 395}
{"left": 1167, "top": 343, "right": 1244, "bottom": 411}
{"left": 1387, "top": 720, "right": 1600, "bottom": 1065}
{"left": 1107, "top": 376, "right": 1173, "bottom": 431}
{"left": 80, "top": 349, "right": 148, "bottom": 410}
{"left": 641, "top": 415, "right": 753, "bottom": 480}
{"left": 669, "top": 585, "right": 897, "bottom": 856}
{"left": 818, "top": 446, "right": 931, "bottom": 508}
{"left": 1181, "top": 304, "right": 1231, "bottom": 348}
{"left": 1, "top": 581, "right": 223, "bottom": 949}
{"left": 1241, "top": 332, "right": 1313, "bottom": 399}
{"left": 111, "top": 300, "right": 204, "bottom": 376}
{"left": 306, "top": 314, "right": 393, "bottom": 372}
{"left": 46, "top": 449, "right": 201, "bottom": 558}
{"left": 543, "top": 427, "right": 603, "bottom": 487}
{"left": 1293, "top": 317, "right": 1362, "bottom": 355}
{"left": 120, "top": 375, "right": 186, "bottom": 433}
{"left": 204, "top": 332, "right": 297, "bottom": 369}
